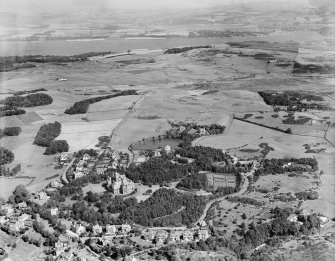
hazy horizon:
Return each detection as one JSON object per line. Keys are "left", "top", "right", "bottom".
{"left": 0, "top": 0, "right": 320, "bottom": 16}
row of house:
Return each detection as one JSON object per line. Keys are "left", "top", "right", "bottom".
{"left": 142, "top": 228, "right": 209, "bottom": 244}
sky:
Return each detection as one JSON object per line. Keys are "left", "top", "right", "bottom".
{"left": 0, "top": 0, "right": 318, "bottom": 15}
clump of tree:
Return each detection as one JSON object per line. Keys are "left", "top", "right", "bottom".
{"left": 9, "top": 185, "right": 30, "bottom": 203}
{"left": 0, "top": 164, "right": 21, "bottom": 176}
{"left": 33, "top": 121, "right": 61, "bottom": 147}
{"left": 64, "top": 89, "right": 137, "bottom": 115}
{"left": 44, "top": 140, "right": 69, "bottom": 155}
{"left": 164, "top": 45, "right": 212, "bottom": 54}
{"left": 0, "top": 127, "right": 22, "bottom": 138}
{"left": 254, "top": 157, "right": 318, "bottom": 177}
{"left": 0, "top": 105, "right": 25, "bottom": 117}
{"left": 0, "top": 93, "right": 53, "bottom": 107}
{"left": 0, "top": 147, "right": 14, "bottom": 165}
{"left": 295, "top": 191, "right": 318, "bottom": 200}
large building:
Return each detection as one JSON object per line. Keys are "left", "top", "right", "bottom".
{"left": 107, "top": 172, "right": 135, "bottom": 195}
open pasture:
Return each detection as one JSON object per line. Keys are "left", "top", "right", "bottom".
{"left": 57, "top": 119, "right": 121, "bottom": 151}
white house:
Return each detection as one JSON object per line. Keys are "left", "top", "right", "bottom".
{"left": 92, "top": 224, "right": 103, "bottom": 235}
{"left": 50, "top": 208, "right": 59, "bottom": 216}
{"left": 164, "top": 145, "right": 171, "bottom": 153}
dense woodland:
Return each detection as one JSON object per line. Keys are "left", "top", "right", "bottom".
{"left": 64, "top": 89, "right": 137, "bottom": 114}
{"left": 0, "top": 93, "right": 53, "bottom": 107}
{"left": 0, "top": 147, "right": 14, "bottom": 165}
{"left": 44, "top": 140, "right": 69, "bottom": 155}
{"left": 33, "top": 121, "right": 61, "bottom": 147}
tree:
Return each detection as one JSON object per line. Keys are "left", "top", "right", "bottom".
{"left": 13, "top": 185, "right": 30, "bottom": 203}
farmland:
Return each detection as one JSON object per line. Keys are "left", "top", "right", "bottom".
{"left": 1, "top": 4, "right": 335, "bottom": 260}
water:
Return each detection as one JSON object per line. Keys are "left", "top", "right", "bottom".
{"left": 0, "top": 31, "right": 326, "bottom": 56}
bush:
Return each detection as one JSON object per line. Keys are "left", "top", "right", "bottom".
{"left": 44, "top": 140, "right": 69, "bottom": 155}
{"left": 34, "top": 122, "right": 61, "bottom": 147}
{"left": 0, "top": 147, "right": 14, "bottom": 165}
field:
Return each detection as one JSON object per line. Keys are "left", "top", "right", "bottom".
{"left": 0, "top": 28, "right": 334, "bottom": 240}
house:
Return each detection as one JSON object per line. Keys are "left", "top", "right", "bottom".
{"left": 50, "top": 180, "right": 63, "bottom": 189}
{"left": 95, "top": 166, "right": 106, "bottom": 175}
{"left": 76, "top": 160, "right": 86, "bottom": 172}
{"left": 50, "top": 207, "right": 59, "bottom": 216}
{"left": 1, "top": 204, "right": 14, "bottom": 216}
{"left": 182, "top": 230, "right": 194, "bottom": 242}
{"left": 143, "top": 229, "right": 157, "bottom": 241}
{"left": 92, "top": 224, "right": 103, "bottom": 235}
{"left": 74, "top": 224, "right": 86, "bottom": 236}
{"left": 153, "top": 150, "right": 161, "bottom": 157}
{"left": 198, "top": 220, "right": 207, "bottom": 227}
{"left": 155, "top": 230, "right": 168, "bottom": 243}
{"left": 9, "top": 220, "right": 25, "bottom": 232}
{"left": 197, "top": 229, "right": 209, "bottom": 241}
{"left": 106, "top": 225, "right": 117, "bottom": 236}
{"left": 101, "top": 236, "right": 114, "bottom": 246}
{"left": 18, "top": 213, "right": 30, "bottom": 222}
{"left": 24, "top": 219, "right": 33, "bottom": 228}
{"left": 55, "top": 235, "right": 70, "bottom": 256}
{"left": 287, "top": 214, "right": 298, "bottom": 223}
{"left": 74, "top": 171, "right": 85, "bottom": 179}
{"left": 66, "top": 229, "right": 80, "bottom": 239}
{"left": 164, "top": 145, "right": 171, "bottom": 153}
{"left": 108, "top": 173, "right": 134, "bottom": 195}
{"left": 17, "top": 202, "right": 27, "bottom": 210}
{"left": 37, "top": 191, "right": 49, "bottom": 200}
{"left": 121, "top": 224, "right": 131, "bottom": 234}
{"left": 83, "top": 154, "right": 91, "bottom": 161}
{"left": 179, "top": 126, "right": 186, "bottom": 132}
{"left": 134, "top": 155, "right": 148, "bottom": 165}
{"left": 0, "top": 216, "right": 7, "bottom": 224}
{"left": 187, "top": 128, "right": 197, "bottom": 136}
{"left": 198, "top": 128, "right": 208, "bottom": 136}
{"left": 59, "top": 152, "right": 70, "bottom": 163}
{"left": 169, "top": 230, "right": 182, "bottom": 242}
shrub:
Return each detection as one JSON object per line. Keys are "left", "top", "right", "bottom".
{"left": 2, "top": 127, "right": 22, "bottom": 136}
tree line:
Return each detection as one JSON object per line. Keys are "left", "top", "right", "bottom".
{"left": 64, "top": 89, "right": 137, "bottom": 114}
